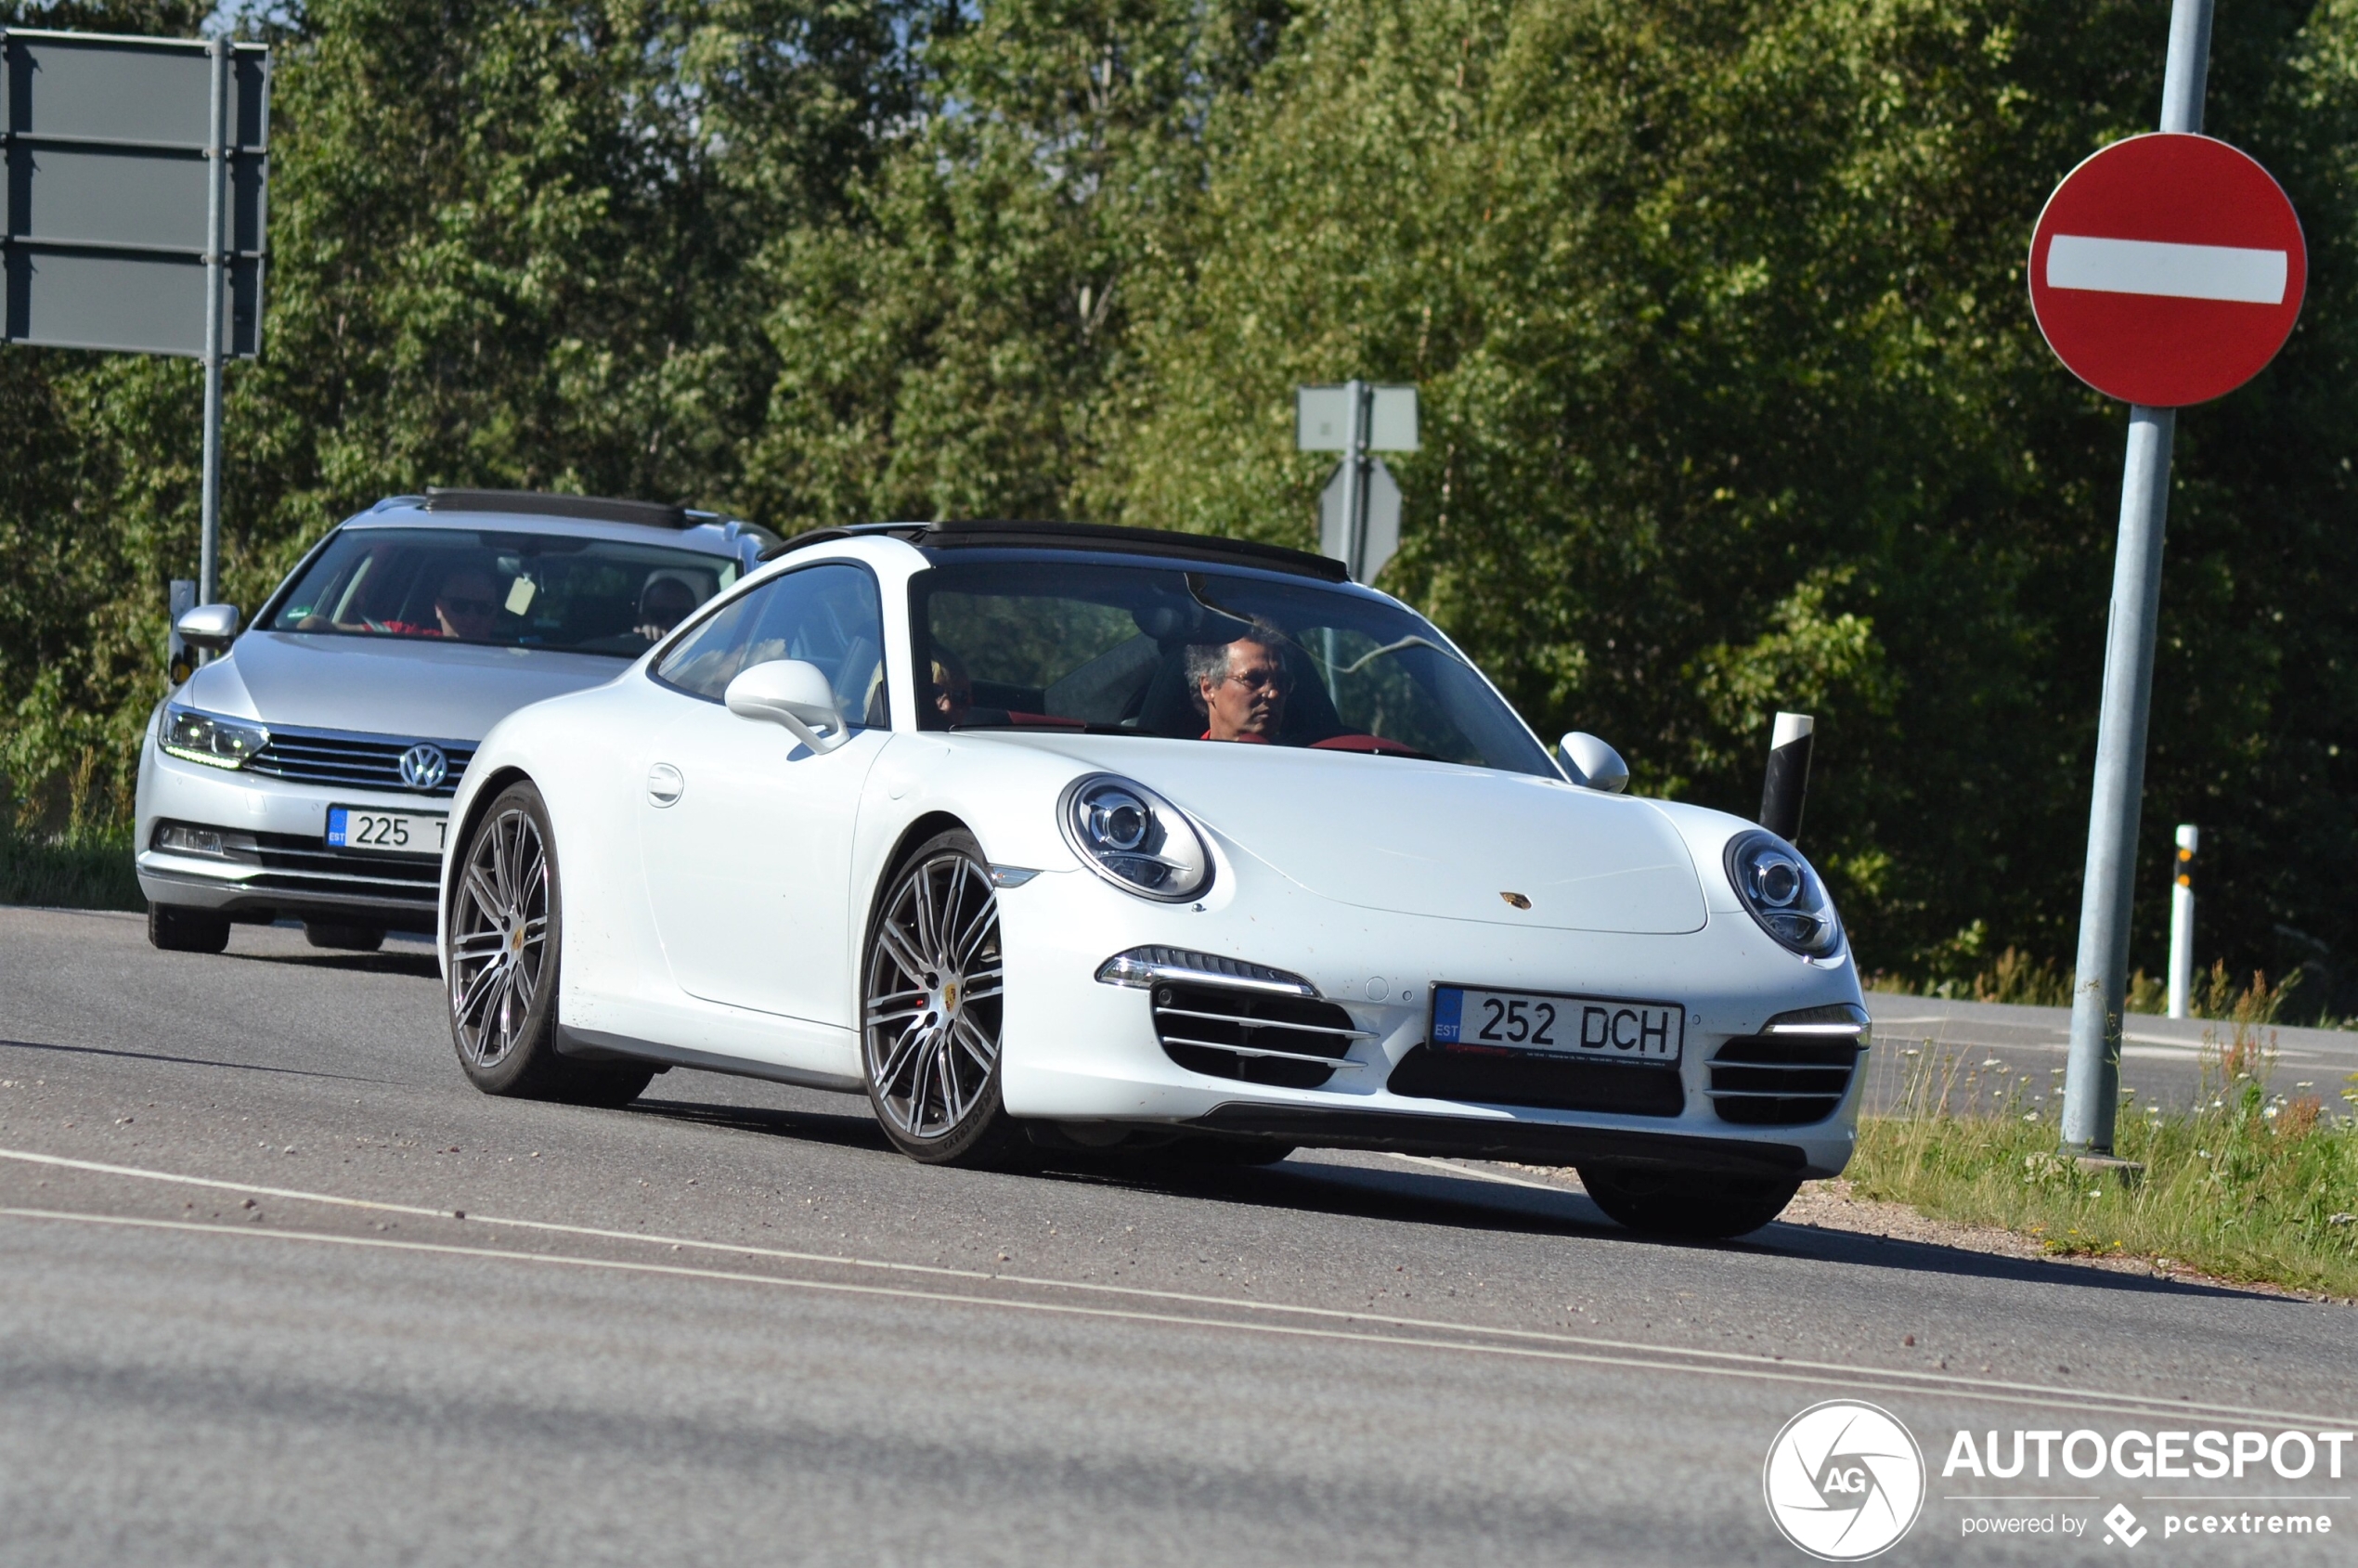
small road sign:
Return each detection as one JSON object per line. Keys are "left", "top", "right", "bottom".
{"left": 1296, "top": 384, "right": 1417, "bottom": 453}
{"left": 2, "top": 27, "right": 272, "bottom": 611}
{"left": 2028, "top": 132, "right": 2304, "bottom": 408}
{"left": 1297, "top": 382, "right": 1416, "bottom": 584}
{"left": 1319, "top": 456, "right": 1398, "bottom": 585}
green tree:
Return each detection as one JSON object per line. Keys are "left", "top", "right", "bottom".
{"left": 0, "top": 0, "right": 909, "bottom": 814}
{"left": 1102, "top": 0, "right": 2358, "bottom": 999}
{"left": 741, "top": 0, "right": 1289, "bottom": 528}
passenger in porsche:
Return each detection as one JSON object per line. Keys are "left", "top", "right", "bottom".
{"left": 1189, "top": 627, "right": 1292, "bottom": 744}
{"left": 927, "top": 649, "right": 975, "bottom": 727}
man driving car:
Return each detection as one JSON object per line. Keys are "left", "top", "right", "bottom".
{"left": 1189, "top": 627, "right": 1291, "bottom": 743}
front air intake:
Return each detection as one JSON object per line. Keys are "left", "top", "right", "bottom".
{"left": 1150, "top": 982, "right": 1367, "bottom": 1090}
{"left": 1705, "top": 1036, "right": 1861, "bottom": 1124}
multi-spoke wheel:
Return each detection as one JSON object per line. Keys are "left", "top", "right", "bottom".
{"left": 447, "top": 782, "right": 652, "bottom": 1108}
{"left": 862, "top": 829, "right": 1025, "bottom": 1166}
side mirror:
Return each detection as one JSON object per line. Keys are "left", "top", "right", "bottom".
{"left": 725, "top": 658, "right": 849, "bottom": 754}
{"left": 175, "top": 603, "right": 241, "bottom": 653}
{"left": 1559, "top": 732, "right": 1628, "bottom": 794}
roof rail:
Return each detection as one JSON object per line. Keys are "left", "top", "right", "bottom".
{"left": 760, "top": 519, "right": 1349, "bottom": 582}
{"left": 422, "top": 487, "right": 709, "bottom": 530}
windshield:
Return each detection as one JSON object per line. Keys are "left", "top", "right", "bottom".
{"left": 911, "top": 558, "right": 1558, "bottom": 777}
{"left": 264, "top": 527, "right": 739, "bottom": 656}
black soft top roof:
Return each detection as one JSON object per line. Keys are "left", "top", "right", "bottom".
{"left": 762, "top": 519, "right": 1351, "bottom": 583}
{"left": 421, "top": 487, "right": 712, "bottom": 530}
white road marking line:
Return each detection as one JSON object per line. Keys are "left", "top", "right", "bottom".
{"left": 2047, "top": 235, "right": 2288, "bottom": 304}
{"left": 0, "top": 1145, "right": 2340, "bottom": 1426}
{"left": 3, "top": 1203, "right": 2344, "bottom": 1429}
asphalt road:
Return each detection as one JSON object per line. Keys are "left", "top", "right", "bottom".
{"left": 2, "top": 905, "right": 2352, "bottom": 1566}
{"left": 1860, "top": 994, "right": 2358, "bottom": 1121}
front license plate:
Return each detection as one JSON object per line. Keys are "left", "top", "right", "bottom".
{"left": 327, "top": 805, "right": 447, "bottom": 856}
{"left": 1431, "top": 985, "right": 1685, "bottom": 1065}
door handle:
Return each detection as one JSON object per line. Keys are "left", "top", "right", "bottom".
{"left": 646, "top": 762, "right": 684, "bottom": 808}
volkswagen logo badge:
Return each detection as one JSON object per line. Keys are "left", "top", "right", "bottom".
{"left": 398, "top": 743, "right": 449, "bottom": 792}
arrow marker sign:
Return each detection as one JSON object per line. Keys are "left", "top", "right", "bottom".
{"left": 2028, "top": 133, "right": 2305, "bottom": 407}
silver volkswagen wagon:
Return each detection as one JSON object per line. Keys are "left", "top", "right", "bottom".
{"left": 135, "top": 489, "right": 777, "bottom": 952}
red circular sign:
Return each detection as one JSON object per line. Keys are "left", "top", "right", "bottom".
{"left": 2028, "top": 133, "right": 2305, "bottom": 407}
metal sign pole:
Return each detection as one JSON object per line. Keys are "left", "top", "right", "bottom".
{"left": 2060, "top": 0, "right": 2212, "bottom": 1158}
{"left": 1341, "top": 380, "right": 1370, "bottom": 580}
{"left": 197, "top": 36, "right": 228, "bottom": 611}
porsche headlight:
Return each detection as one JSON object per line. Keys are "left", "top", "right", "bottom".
{"left": 1057, "top": 773, "right": 1211, "bottom": 902}
{"left": 162, "top": 706, "right": 270, "bottom": 770}
{"left": 1724, "top": 830, "right": 1843, "bottom": 958}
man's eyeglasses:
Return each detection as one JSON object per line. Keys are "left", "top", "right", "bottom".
{"left": 1223, "top": 666, "right": 1290, "bottom": 695}
{"left": 441, "top": 596, "right": 499, "bottom": 617}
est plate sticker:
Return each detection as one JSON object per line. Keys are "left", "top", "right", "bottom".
{"left": 327, "top": 806, "right": 447, "bottom": 855}
{"left": 1431, "top": 985, "right": 1685, "bottom": 1065}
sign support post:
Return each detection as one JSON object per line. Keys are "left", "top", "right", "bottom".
{"left": 199, "top": 37, "right": 229, "bottom": 611}
{"left": 1341, "top": 380, "right": 1370, "bottom": 584}
{"left": 2059, "top": 0, "right": 2212, "bottom": 1158}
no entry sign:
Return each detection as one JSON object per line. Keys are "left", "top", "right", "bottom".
{"left": 2028, "top": 133, "right": 2305, "bottom": 407}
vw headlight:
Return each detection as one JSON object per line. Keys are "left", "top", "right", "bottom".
{"left": 1724, "top": 830, "right": 1843, "bottom": 958}
{"left": 162, "top": 706, "right": 270, "bottom": 770}
{"left": 1057, "top": 774, "right": 1211, "bottom": 902}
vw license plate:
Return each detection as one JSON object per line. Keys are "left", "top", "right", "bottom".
{"left": 1431, "top": 985, "right": 1685, "bottom": 1065}
{"left": 327, "top": 806, "right": 447, "bottom": 856}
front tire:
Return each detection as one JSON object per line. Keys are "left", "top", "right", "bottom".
{"left": 1577, "top": 1164, "right": 1801, "bottom": 1239}
{"left": 148, "top": 902, "right": 229, "bottom": 953}
{"left": 862, "top": 830, "right": 1025, "bottom": 1168}
{"left": 305, "top": 920, "right": 384, "bottom": 952}
{"left": 447, "top": 783, "right": 653, "bottom": 1108}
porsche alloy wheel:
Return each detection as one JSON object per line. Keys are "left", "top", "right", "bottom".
{"left": 449, "top": 795, "right": 551, "bottom": 1073}
{"left": 862, "top": 830, "right": 1024, "bottom": 1166}
{"left": 447, "top": 783, "right": 652, "bottom": 1108}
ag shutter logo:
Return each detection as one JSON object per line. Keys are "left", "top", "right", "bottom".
{"left": 1764, "top": 1400, "right": 1927, "bottom": 1561}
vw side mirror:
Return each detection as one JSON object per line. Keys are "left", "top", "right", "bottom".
{"left": 1558, "top": 732, "right": 1628, "bottom": 794}
{"left": 725, "top": 658, "right": 849, "bottom": 754}
{"left": 175, "top": 603, "right": 241, "bottom": 653}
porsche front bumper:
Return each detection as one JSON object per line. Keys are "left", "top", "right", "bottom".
{"left": 992, "top": 855, "right": 1867, "bottom": 1180}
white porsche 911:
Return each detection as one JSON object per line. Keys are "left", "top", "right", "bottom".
{"left": 439, "top": 521, "right": 1868, "bottom": 1238}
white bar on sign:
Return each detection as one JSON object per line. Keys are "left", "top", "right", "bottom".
{"left": 2046, "top": 234, "right": 2287, "bottom": 305}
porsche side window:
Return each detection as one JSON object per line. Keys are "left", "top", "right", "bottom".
{"left": 654, "top": 589, "right": 764, "bottom": 699}
{"left": 655, "top": 564, "right": 888, "bottom": 726}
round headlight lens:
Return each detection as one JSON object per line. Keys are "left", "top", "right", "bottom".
{"left": 1724, "top": 830, "right": 1843, "bottom": 958}
{"left": 1058, "top": 774, "right": 1211, "bottom": 902}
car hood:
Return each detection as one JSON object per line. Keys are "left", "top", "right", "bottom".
{"left": 200, "top": 631, "right": 629, "bottom": 740}
{"left": 994, "top": 735, "right": 1707, "bottom": 934}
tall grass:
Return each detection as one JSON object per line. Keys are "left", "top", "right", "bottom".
{"left": 1, "top": 752, "right": 142, "bottom": 913}
{"left": 1868, "top": 949, "right": 2302, "bottom": 1023}
{"left": 1848, "top": 1022, "right": 2358, "bottom": 1296}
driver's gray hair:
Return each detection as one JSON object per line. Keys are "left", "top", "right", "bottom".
{"left": 1185, "top": 620, "right": 1290, "bottom": 717}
